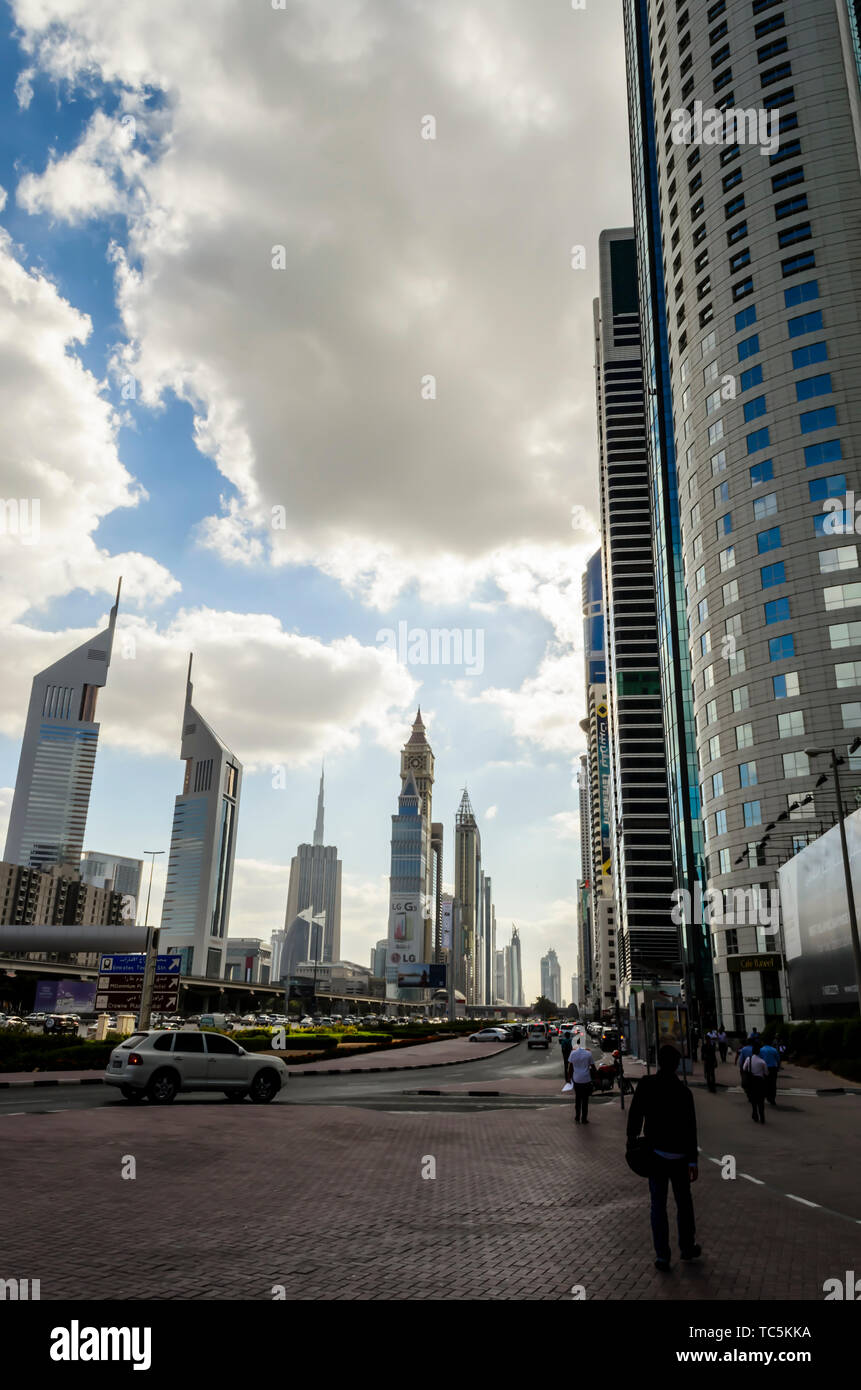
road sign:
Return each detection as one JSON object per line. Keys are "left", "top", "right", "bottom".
{"left": 95, "top": 989, "right": 179, "bottom": 1011}
{"left": 98, "top": 954, "right": 180, "bottom": 975}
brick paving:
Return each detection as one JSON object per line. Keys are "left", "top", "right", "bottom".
{"left": 3, "top": 1087, "right": 859, "bottom": 1301}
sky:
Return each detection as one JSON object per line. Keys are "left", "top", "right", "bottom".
{"left": 0, "top": 0, "right": 634, "bottom": 1004}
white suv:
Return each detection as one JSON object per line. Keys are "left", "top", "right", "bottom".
{"left": 527, "top": 1023, "right": 550, "bottom": 1050}
{"left": 104, "top": 1030, "right": 289, "bottom": 1104}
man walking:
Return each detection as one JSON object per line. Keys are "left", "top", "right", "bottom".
{"left": 759, "top": 1039, "right": 780, "bottom": 1107}
{"left": 560, "top": 1028, "right": 574, "bottom": 1079}
{"left": 569, "top": 1035, "right": 594, "bottom": 1124}
{"left": 701, "top": 1032, "right": 717, "bottom": 1093}
{"left": 717, "top": 1028, "right": 728, "bottom": 1064}
{"left": 626, "top": 1045, "right": 700, "bottom": 1272}
{"left": 743, "top": 1042, "right": 769, "bottom": 1123}
{"left": 737, "top": 1037, "right": 753, "bottom": 1101}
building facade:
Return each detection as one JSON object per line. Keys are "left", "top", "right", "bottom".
{"left": 160, "top": 655, "right": 243, "bottom": 978}
{"left": 623, "top": 0, "right": 861, "bottom": 1032}
{"left": 594, "top": 228, "right": 681, "bottom": 998}
{"left": 540, "top": 947, "right": 562, "bottom": 1005}
{"left": 284, "top": 769, "right": 342, "bottom": 969}
{"left": 5, "top": 583, "right": 120, "bottom": 874}
{"left": 454, "top": 790, "right": 482, "bottom": 1003}
{"left": 79, "top": 851, "right": 143, "bottom": 917}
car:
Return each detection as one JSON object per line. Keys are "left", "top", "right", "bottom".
{"left": 104, "top": 1029, "right": 289, "bottom": 1104}
{"left": 600, "top": 1029, "right": 620, "bottom": 1051}
{"left": 469, "top": 1027, "right": 510, "bottom": 1042}
{"left": 3, "top": 1016, "right": 26, "bottom": 1029}
{"left": 527, "top": 1023, "right": 550, "bottom": 1049}
{"left": 43, "top": 1014, "right": 79, "bottom": 1035}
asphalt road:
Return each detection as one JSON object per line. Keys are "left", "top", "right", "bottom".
{"left": 0, "top": 1033, "right": 604, "bottom": 1114}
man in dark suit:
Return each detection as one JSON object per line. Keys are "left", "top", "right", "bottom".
{"left": 626, "top": 1045, "right": 700, "bottom": 1272}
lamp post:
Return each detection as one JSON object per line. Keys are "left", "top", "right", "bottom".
{"left": 139, "top": 850, "right": 164, "bottom": 1030}
{"left": 804, "top": 743, "right": 861, "bottom": 1017}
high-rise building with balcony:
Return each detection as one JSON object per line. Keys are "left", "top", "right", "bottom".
{"left": 160, "top": 655, "right": 242, "bottom": 978}
{"left": 4, "top": 582, "right": 121, "bottom": 874}
{"left": 623, "top": 0, "right": 861, "bottom": 1032}
{"left": 594, "top": 228, "right": 681, "bottom": 999}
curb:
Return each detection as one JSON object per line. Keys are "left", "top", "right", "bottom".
{"left": 0, "top": 1076, "right": 106, "bottom": 1088}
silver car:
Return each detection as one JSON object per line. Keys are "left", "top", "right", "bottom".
{"left": 104, "top": 1029, "right": 289, "bottom": 1105}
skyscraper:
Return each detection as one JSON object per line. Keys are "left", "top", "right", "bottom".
{"left": 160, "top": 655, "right": 242, "bottom": 978}
{"left": 283, "top": 767, "right": 343, "bottom": 972}
{"left": 623, "top": 0, "right": 861, "bottom": 1032}
{"left": 581, "top": 558, "right": 617, "bottom": 1015}
{"left": 386, "top": 769, "right": 427, "bottom": 1000}
{"left": 79, "top": 851, "right": 143, "bottom": 909}
{"left": 540, "top": 947, "right": 562, "bottom": 1006}
{"left": 5, "top": 582, "right": 120, "bottom": 874}
{"left": 454, "top": 789, "right": 482, "bottom": 1003}
{"left": 509, "top": 924, "right": 523, "bottom": 1007}
{"left": 594, "top": 228, "right": 679, "bottom": 995}
{"left": 397, "top": 709, "right": 436, "bottom": 962}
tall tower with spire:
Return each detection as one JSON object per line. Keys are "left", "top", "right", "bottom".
{"left": 399, "top": 708, "right": 435, "bottom": 962}
{"left": 5, "top": 581, "right": 121, "bottom": 873}
{"left": 160, "top": 652, "right": 243, "bottom": 978}
{"left": 281, "top": 768, "right": 342, "bottom": 977}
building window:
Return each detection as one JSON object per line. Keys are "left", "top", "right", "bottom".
{"left": 750, "top": 460, "right": 774, "bottom": 486}
{"left": 796, "top": 374, "right": 833, "bottom": 402}
{"left": 743, "top": 801, "right": 762, "bottom": 827}
{"left": 800, "top": 406, "right": 837, "bottom": 434}
{"left": 739, "top": 761, "right": 758, "bottom": 788}
{"left": 738, "top": 333, "right": 759, "bottom": 361}
{"left": 740, "top": 364, "right": 763, "bottom": 391}
{"left": 830, "top": 622, "right": 861, "bottom": 648}
{"left": 711, "top": 450, "right": 727, "bottom": 474}
{"left": 709, "top": 420, "right": 725, "bottom": 445}
{"left": 778, "top": 710, "right": 805, "bottom": 738}
{"left": 761, "top": 562, "right": 786, "bottom": 588}
{"left": 747, "top": 427, "right": 770, "bottom": 453}
{"left": 809, "top": 473, "right": 847, "bottom": 503}
{"left": 792, "top": 341, "right": 828, "bottom": 369}
{"left": 825, "top": 584, "right": 861, "bottom": 611}
{"left": 835, "top": 662, "right": 861, "bottom": 688}
{"left": 757, "top": 526, "right": 782, "bottom": 553}
{"left": 743, "top": 394, "right": 767, "bottom": 422}
{"left": 735, "top": 305, "right": 756, "bottom": 330}
{"left": 723, "top": 579, "right": 739, "bottom": 606}
{"left": 714, "top": 481, "right": 729, "bottom": 506}
{"left": 708, "top": 734, "right": 721, "bottom": 762}
{"left": 765, "top": 597, "right": 790, "bottom": 624}
{"left": 820, "top": 548, "right": 858, "bottom": 574}
{"left": 842, "top": 702, "right": 861, "bottom": 728}
{"left": 736, "top": 722, "right": 754, "bottom": 748}
{"left": 720, "top": 546, "right": 736, "bottom": 571}
{"left": 712, "top": 771, "right": 724, "bottom": 797}
{"left": 715, "top": 809, "right": 728, "bottom": 836}
{"left": 773, "top": 671, "right": 800, "bottom": 698}
{"left": 732, "top": 687, "right": 750, "bottom": 713}
{"left": 805, "top": 440, "right": 842, "bottom": 467}
{"left": 785, "top": 280, "right": 819, "bottom": 308}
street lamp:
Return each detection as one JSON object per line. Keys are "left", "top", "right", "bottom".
{"left": 139, "top": 850, "right": 164, "bottom": 1030}
{"left": 804, "top": 742, "right": 861, "bottom": 1017}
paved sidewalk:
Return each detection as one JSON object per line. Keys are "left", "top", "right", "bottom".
{"left": 4, "top": 1095, "right": 858, "bottom": 1300}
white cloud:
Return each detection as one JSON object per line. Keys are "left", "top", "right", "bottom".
{"left": 0, "top": 231, "right": 178, "bottom": 624}
{"left": 11, "top": 0, "right": 626, "bottom": 611}
{"left": 0, "top": 607, "right": 419, "bottom": 771}
{"left": 485, "top": 805, "right": 498, "bottom": 820}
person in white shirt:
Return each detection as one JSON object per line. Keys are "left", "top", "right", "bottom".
{"left": 743, "top": 1042, "right": 769, "bottom": 1124}
{"left": 568, "top": 1042, "right": 594, "bottom": 1124}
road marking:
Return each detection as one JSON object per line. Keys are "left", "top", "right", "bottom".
{"left": 740, "top": 1173, "right": 764, "bottom": 1185}
{"left": 786, "top": 1193, "right": 820, "bottom": 1208}
{"left": 1, "top": 1112, "right": 26, "bottom": 1117}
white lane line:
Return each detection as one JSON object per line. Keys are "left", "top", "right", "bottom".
{"left": 1, "top": 1112, "right": 26, "bottom": 1117}
{"left": 740, "top": 1173, "right": 764, "bottom": 1185}
{"left": 786, "top": 1193, "right": 820, "bottom": 1208}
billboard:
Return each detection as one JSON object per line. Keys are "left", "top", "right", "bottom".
{"left": 396, "top": 964, "right": 446, "bottom": 989}
{"left": 441, "top": 898, "right": 453, "bottom": 951}
{"left": 779, "top": 809, "right": 861, "bottom": 1014}
{"left": 34, "top": 979, "right": 98, "bottom": 1014}
{"left": 594, "top": 686, "right": 612, "bottom": 889}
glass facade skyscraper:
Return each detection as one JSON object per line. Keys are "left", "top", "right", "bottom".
{"left": 623, "top": 0, "right": 861, "bottom": 1032}
{"left": 160, "top": 655, "right": 242, "bottom": 978}
{"left": 4, "top": 583, "right": 120, "bottom": 874}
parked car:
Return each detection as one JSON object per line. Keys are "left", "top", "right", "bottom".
{"left": 527, "top": 1023, "right": 550, "bottom": 1049}
{"left": 3, "top": 1016, "right": 25, "bottom": 1029}
{"left": 104, "top": 1029, "right": 289, "bottom": 1104}
{"left": 469, "top": 1027, "right": 510, "bottom": 1042}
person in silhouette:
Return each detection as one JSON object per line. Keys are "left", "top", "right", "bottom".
{"left": 626, "top": 1045, "right": 700, "bottom": 1272}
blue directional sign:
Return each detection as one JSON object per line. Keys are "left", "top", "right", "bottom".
{"left": 99, "top": 954, "right": 181, "bottom": 975}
